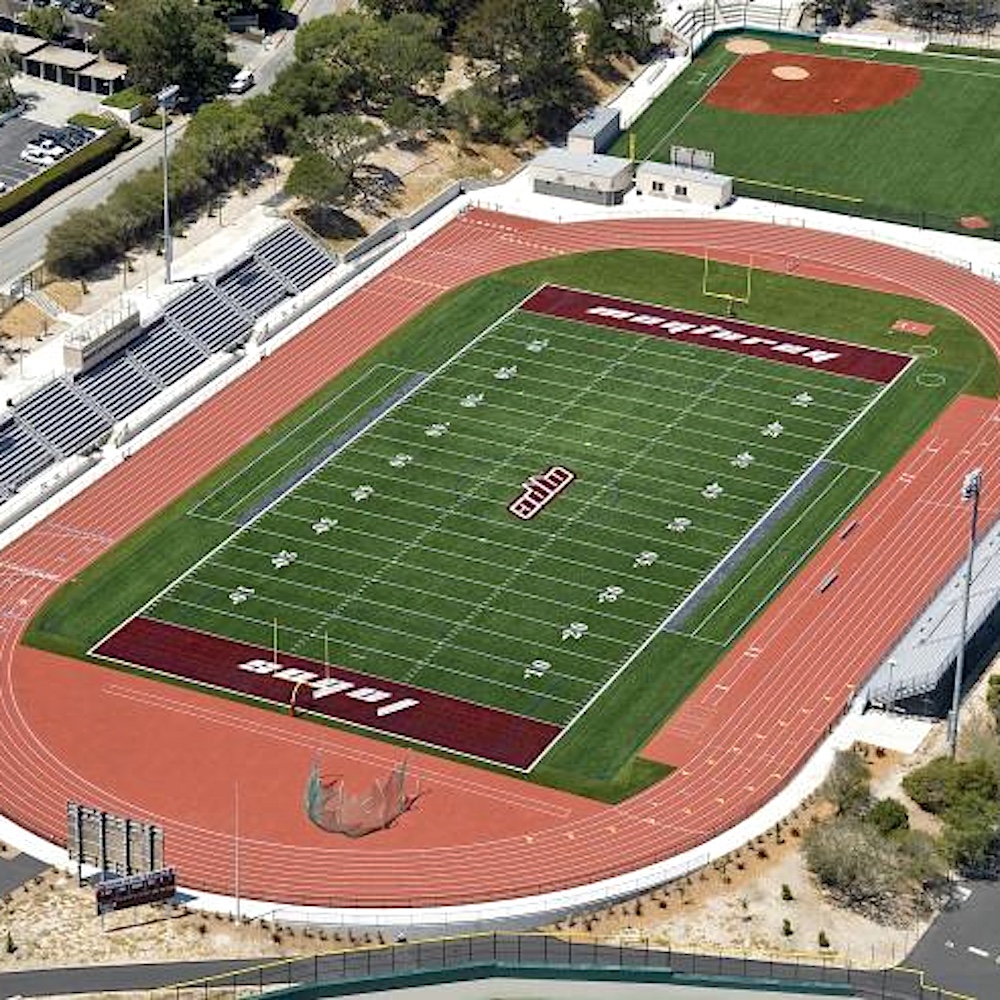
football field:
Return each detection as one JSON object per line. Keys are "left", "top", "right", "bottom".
{"left": 93, "top": 285, "right": 906, "bottom": 769}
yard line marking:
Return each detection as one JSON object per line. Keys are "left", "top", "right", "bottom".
{"left": 492, "top": 325, "right": 872, "bottom": 412}
{"left": 193, "top": 364, "right": 415, "bottom": 522}
{"left": 268, "top": 497, "right": 720, "bottom": 577}
{"left": 147, "top": 600, "right": 583, "bottom": 715}
{"left": 464, "top": 343, "right": 854, "bottom": 431}
{"left": 503, "top": 318, "right": 878, "bottom": 402}
{"left": 411, "top": 386, "right": 834, "bottom": 462}
{"left": 207, "top": 552, "right": 659, "bottom": 631}
{"left": 91, "top": 286, "right": 551, "bottom": 662}
{"left": 181, "top": 571, "right": 630, "bottom": 666}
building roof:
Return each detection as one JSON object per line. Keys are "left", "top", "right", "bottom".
{"left": 568, "top": 106, "right": 620, "bottom": 139}
{"left": 30, "top": 45, "right": 97, "bottom": 70}
{"left": 0, "top": 31, "right": 47, "bottom": 57}
{"left": 533, "top": 147, "right": 633, "bottom": 180}
{"left": 636, "top": 160, "right": 730, "bottom": 184}
{"left": 83, "top": 59, "right": 128, "bottom": 80}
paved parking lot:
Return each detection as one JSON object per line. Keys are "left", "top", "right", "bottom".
{"left": 0, "top": 115, "right": 49, "bottom": 190}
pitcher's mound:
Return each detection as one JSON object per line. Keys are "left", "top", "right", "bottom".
{"left": 772, "top": 65, "right": 810, "bottom": 81}
{"left": 725, "top": 38, "right": 771, "bottom": 54}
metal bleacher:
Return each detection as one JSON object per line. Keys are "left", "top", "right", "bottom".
{"left": 0, "top": 222, "right": 337, "bottom": 502}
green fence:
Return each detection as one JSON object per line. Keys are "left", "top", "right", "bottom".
{"left": 150, "top": 932, "right": 971, "bottom": 1000}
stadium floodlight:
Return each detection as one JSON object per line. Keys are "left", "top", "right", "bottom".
{"left": 947, "top": 468, "right": 983, "bottom": 757}
{"left": 156, "top": 85, "right": 180, "bottom": 284}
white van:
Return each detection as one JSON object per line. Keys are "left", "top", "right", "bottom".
{"left": 229, "top": 68, "right": 255, "bottom": 94}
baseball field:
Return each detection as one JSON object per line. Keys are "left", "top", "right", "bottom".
{"left": 617, "top": 33, "right": 1000, "bottom": 232}
{"left": 26, "top": 249, "right": 996, "bottom": 801}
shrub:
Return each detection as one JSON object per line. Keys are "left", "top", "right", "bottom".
{"left": 69, "top": 112, "right": 116, "bottom": 129}
{"left": 781, "top": 883, "right": 793, "bottom": 901}
{"left": 866, "top": 797, "right": 910, "bottom": 836}
{"left": 5, "top": 930, "right": 14, "bottom": 953}
{"left": 782, "top": 918, "right": 793, "bottom": 936}
{"left": 823, "top": 749, "right": 871, "bottom": 815}
{"left": 818, "top": 930, "right": 830, "bottom": 949}
{"left": 903, "top": 757, "right": 998, "bottom": 815}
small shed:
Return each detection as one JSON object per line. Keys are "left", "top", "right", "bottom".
{"left": 567, "top": 107, "right": 621, "bottom": 155}
{"left": 532, "top": 148, "right": 634, "bottom": 206}
{"left": 635, "top": 161, "right": 733, "bottom": 209}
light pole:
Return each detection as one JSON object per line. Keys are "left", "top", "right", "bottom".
{"left": 156, "top": 84, "right": 180, "bottom": 284}
{"left": 947, "top": 468, "right": 983, "bottom": 757}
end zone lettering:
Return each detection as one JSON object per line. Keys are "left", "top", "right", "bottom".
{"left": 238, "top": 658, "right": 419, "bottom": 717}
{"left": 585, "top": 305, "right": 840, "bottom": 366}
{"left": 522, "top": 285, "right": 911, "bottom": 384}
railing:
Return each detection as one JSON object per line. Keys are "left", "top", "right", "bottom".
{"left": 147, "top": 932, "right": 968, "bottom": 999}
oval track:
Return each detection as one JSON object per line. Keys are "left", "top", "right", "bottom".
{"left": 1, "top": 210, "right": 998, "bottom": 907}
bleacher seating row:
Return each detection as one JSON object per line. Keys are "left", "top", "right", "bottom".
{"left": 0, "top": 222, "right": 336, "bottom": 501}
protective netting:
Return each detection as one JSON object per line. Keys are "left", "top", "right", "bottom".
{"left": 304, "top": 758, "right": 418, "bottom": 837}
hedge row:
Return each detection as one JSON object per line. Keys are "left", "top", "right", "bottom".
{"left": 0, "top": 127, "right": 132, "bottom": 227}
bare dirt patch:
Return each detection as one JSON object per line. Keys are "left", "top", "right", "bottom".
{"left": 772, "top": 65, "right": 811, "bottom": 81}
{"left": 725, "top": 38, "right": 771, "bottom": 55}
{"left": 960, "top": 215, "right": 990, "bottom": 230}
{"left": 707, "top": 52, "right": 921, "bottom": 116}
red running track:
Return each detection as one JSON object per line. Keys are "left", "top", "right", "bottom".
{"left": 0, "top": 209, "right": 999, "bottom": 908}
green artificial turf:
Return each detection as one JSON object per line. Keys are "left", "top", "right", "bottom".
{"left": 26, "top": 249, "right": 996, "bottom": 801}
{"left": 616, "top": 33, "right": 1000, "bottom": 230}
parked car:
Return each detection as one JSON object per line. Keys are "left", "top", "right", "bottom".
{"left": 26, "top": 138, "right": 67, "bottom": 157}
{"left": 20, "top": 149, "right": 57, "bottom": 166}
{"left": 228, "top": 67, "right": 255, "bottom": 94}
{"left": 0, "top": 180, "right": 7, "bottom": 193}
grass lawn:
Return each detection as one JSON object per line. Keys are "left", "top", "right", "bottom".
{"left": 27, "top": 249, "right": 996, "bottom": 802}
{"left": 616, "top": 33, "right": 1000, "bottom": 230}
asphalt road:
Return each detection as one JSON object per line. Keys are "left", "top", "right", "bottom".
{"left": 0, "top": 0, "right": 340, "bottom": 291}
{"left": 905, "top": 879, "right": 1000, "bottom": 999}
{"left": 0, "top": 852, "right": 46, "bottom": 899}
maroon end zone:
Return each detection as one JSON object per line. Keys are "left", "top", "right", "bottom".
{"left": 94, "top": 617, "right": 560, "bottom": 769}
{"left": 524, "top": 285, "right": 910, "bottom": 384}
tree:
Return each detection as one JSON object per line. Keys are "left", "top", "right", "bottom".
{"left": 23, "top": 6, "right": 65, "bottom": 41}
{"left": 176, "top": 101, "right": 266, "bottom": 188}
{"left": 579, "top": 0, "right": 658, "bottom": 64}
{"left": 458, "top": 0, "right": 585, "bottom": 137}
{"left": 822, "top": 749, "right": 871, "bottom": 816}
{"left": 0, "top": 43, "right": 18, "bottom": 114}
{"left": 296, "top": 11, "right": 445, "bottom": 109}
{"left": 891, "top": 0, "right": 1000, "bottom": 33}
{"left": 286, "top": 151, "right": 349, "bottom": 205}
{"left": 248, "top": 61, "right": 351, "bottom": 154}
{"left": 99, "top": 0, "right": 235, "bottom": 104}
{"left": 360, "top": 0, "right": 478, "bottom": 38}
{"left": 301, "top": 113, "right": 382, "bottom": 184}
{"left": 807, "top": 0, "right": 871, "bottom": 27}
{"left": 902, "top": 756, "right": 998, "bottom": 815}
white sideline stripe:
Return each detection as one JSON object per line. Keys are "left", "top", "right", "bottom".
{"left": 530, "top": 350, "right": 912, "bottom": 768}
{"left": 193, "top": 364, "right": 413, "bottom": 522}
{"left": 968, "top": 946, "right": 989, "bottom": 958}
{"left": 503, "top": 318, "right": 878, "bottom": 402}
{"left": 89, "top": 287, "right": 548, "bottom": 667}
{"left": 698, "top": 467, "right": 878, "bottom": 646}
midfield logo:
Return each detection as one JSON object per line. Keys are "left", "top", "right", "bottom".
{"left": 508, "top": 465, "right": 576, "bottom": 520}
